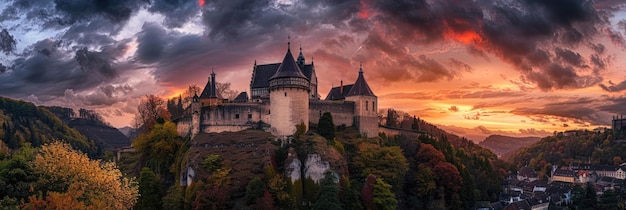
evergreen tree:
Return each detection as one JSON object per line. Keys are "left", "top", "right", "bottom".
{"left": 411, "top": 115, "right": 419, "bottom": 130}
{"left": 340, "top": 178, "right": 363, "bottom": 210}
{"left": 373, "top": 178, "right": 397, "bottom": 210}
{"left": 312, "top": 171, "right": 342, "bottom": 210}
{"left": 245, "top": 177, "right": 266, "bottom": 205}
{"left": 598, "top": 189, "right": 618, "bottom": 209}
{"left": 583, "top": 184, "right": 597, "bottom": 209}
{"left": 318, "top": 112, "right": 335, "bottom": 140}
{"left": 136, "top": 167, "right": 163, "bottom": 210}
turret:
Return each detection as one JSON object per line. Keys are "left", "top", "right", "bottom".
{"left": 345, "top": 63, "right": 378, "bottom": 137}
{"left": 269, "top": 41, "right": 310, "bottom": 136}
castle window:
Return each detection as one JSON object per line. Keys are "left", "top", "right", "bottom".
{"left": 235, "top": 114, "right": 240, "bottom": 119}
{"left": 285, "top": 92, "right": 287, "bottom": 96}
{"left": 373, "top": 101, "right": 376, "bottom": 111}
{"left": 366, "top": 100, "right": 368, "bottom": 111}
{"left": 248, "top": 114, "right": 252, "bottom": 119}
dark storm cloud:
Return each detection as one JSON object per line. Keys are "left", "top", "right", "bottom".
{"left": 0, "top": 38, "right": 130, "bottom": 104}
{"left": 52, "top": 0, "right": 144, "bottom": 24}
{"left": 61, "top": 18, "right": 121, "bottom": 46}
{"left": 136, "top": 22, "right": 168, "bottom": 64}
{"left": 149, "top": 0, "right": 200, "bottom": 28}
{"left": 599, "top": 80, "right": 626, "bottom": 92}
{"left": 599, "top": 97, "right": 626, "bottom": 115}
{"left": 0, "top": 29, "right": 17, "bottom": 55}
{"left": 510, "top": 97, "right": 607, "bottom": 125}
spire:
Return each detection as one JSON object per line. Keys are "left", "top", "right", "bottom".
{"left": 270, "top": 40, "right": 308, "bottom": 80}
{"left": 346, "top": 63, "right": 375, "bottom": 97}
{"left": 359, "top": 62, "right": 363, "bottom": 73}
{"left": 287, "top": 35, "right": 291, "bottom": 52}
{"left": 297, "top": 43, "right": 305, "bottom": 67}
{"left": 209, "top": 68, "right": 217, "bottom": 98}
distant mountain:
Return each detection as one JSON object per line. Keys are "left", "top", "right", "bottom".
{"left": 117, "top": 126, "right": 136, "bottom": 138}
{"left": 45, "top": 106, "right": 130, "bottom": 149}
{"left": 0, "top": 97, "right": 103, "bottom": 157}
{"left": 479, "top": 135, "right": 541, "bottom": 158}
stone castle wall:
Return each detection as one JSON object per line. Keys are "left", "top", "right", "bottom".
{"left": 200, "top": 103, "right": 267, "bottom": 126}
{"left": 355, "top": 116, "right": 379, "bottom": 138}
{"left": 270, "top": 88, "right": 309, "bottom": 136}
{"left": 309, "top": 100, "right": 355, "bottom": 126}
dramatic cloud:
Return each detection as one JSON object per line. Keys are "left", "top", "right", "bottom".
{"left": 0, "top": 29, "right": 17, "bottom": 55}
{"left": 1, "top": 0, "right": 625, "bottom": 135}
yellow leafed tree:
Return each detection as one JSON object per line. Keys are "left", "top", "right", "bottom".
{"left": 28, "top": 141, "right": 138, "bottom": 209}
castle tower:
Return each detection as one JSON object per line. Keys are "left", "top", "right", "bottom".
{"left": 191, "top": 93, "right": 201, "bottom": 138}
{"left": 345, "top": 63, "right": 378, "bottom": 137}
{"left": 269, "top": 41, "right": 310, "bottom": 136}
{"left": 199, "top": 69, "right": 221, "bottom": 106}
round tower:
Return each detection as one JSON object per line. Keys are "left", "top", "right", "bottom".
{"left": 269, "top": 42, "right": 310, "bottom": 136}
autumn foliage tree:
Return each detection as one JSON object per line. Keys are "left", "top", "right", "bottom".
{"left": 133, "top": 121, "right": 182, "bottom": 176}
{"left": 29, "top": 141, "right": 138, "bottom": 209}
{"left": 136, "top": 95, "right": 171, "bottom": 133}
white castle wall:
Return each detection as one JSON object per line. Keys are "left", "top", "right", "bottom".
{"left": 346, "top": 95, "right": 378, "bottom": 137}
{"left": 270, "top": 88, "right": 309, "bottom": 136}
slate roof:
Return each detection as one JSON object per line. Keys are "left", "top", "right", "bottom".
{"left": 553, "top": 168, "right": 575, "bottom": 177}
{"left": 504, "top": 200, "right": 531, "bottom": 210}
{"left": 200, "top": 71, "right": 220, "bottom": 99}
{"left": 199, "top": 77, "right": 215, "bottom": 99}
{"left": 251, "top": 63, "right": 280, "bottom": 88}
{"left": 269, "top": 47, "right": 307, "bottom": 80}
{"left": 345, "top": 65, "right": 375, "bottom": 97}
{"left": 251, "top": 63, "right": 314, "bottom": 89}
{"left": 301, "top": 64, "right": 314, "bottom": 81}
{"left": 325, "top": 84, "right": 354, "bottom": 100}
{"left": 233, "top": 92, "right": 248, "bottom": 103}
{"left": 519, "top": 167, "right": 537, "bottom": 178}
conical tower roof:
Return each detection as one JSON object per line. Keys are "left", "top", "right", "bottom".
{"left": 270, "top": 43, "right": 308, "bottom": 80}
{"left": 346, "top": 63, "right": 376, "bottom": 97}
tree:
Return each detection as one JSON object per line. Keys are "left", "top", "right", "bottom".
{"left": 373, "top": 178, "right": 397, "bottom": 210}
{"left": 132, "top": 121, "right": 182, "bottom": 176}
{"left": 411, "top": 115, "right": 419, "bottom": 130}
{"left": 598, "top": 189, "right": 618, "bottom": 209}
{"left": 318, "top": 112, "right": 335, "bottom": 140}
{"left": 415, "top": 165, "right": 437, "bottom": 202}
{"left": 246, "top": 177, "right": 266, "bottom": 205}
{"left": 312, "top": 171, "right": 342, "bottom": 210}
{"left": 135, "top": 167, "right": 162, "bottom": 210}
{"left": 32, "top": 141, "right": 138, "bottom": 209}
{"left": 351, "top": 146, "right": 408, "bottom": 190}
{"left": 385, "top": 109, "right": 398, "bottom": 127}
{"left": 201, "top": 154, "right": 223, "bottom": 173}
{"left": 216, "top": 82, "right": 240, "bottom": 100}
{"left": 136, "top": 95, "right": 171, "bottom": 133}
{"left": 340, "top": 178, "right": 363, "bottom": 210}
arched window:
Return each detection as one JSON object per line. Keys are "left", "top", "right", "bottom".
{"left": 366, "top": 100, "right": 368, "bottom": 111}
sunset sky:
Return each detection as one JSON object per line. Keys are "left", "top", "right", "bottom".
{"left": 1, "top": 0, "right": 626, "bottom": 142}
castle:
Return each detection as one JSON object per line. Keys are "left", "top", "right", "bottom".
{"left": 175, "top": 42, "right": 378, "bottom": 138}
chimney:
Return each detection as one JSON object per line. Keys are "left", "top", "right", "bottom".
{"left": 340, "top": 80, "right": 343, "bottom": 94}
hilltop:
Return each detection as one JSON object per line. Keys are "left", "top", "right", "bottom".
{"left": 509, "top": 129, "right": 626, "bottom": 172}
{"left": 479, "top": 135, "right": 541, "bottom": 158}
{"left": 0, "top": 97, "right": 103, "bottom": 157}
{"left": 45, "top": 106, "right": 131, "bottom": 149}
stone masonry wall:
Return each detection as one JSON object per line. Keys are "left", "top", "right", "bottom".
{"left": 309, "top": 100, "right": 355, "bottom": 126}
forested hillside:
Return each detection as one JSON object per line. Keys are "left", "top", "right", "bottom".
{"left": 510, "top": 129, "right": 626, "bottom": 177}
{"left": 0, "top": 97, "right": 103, "bottom": 157}
{"left": 144, "top": 112, "right": 510, "bottom": 209}
{"left": 479, "top": 135, "right": 541, "bottom": 158}
{"left": 46, "top": 106, "right": 130, "bottom": 149}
